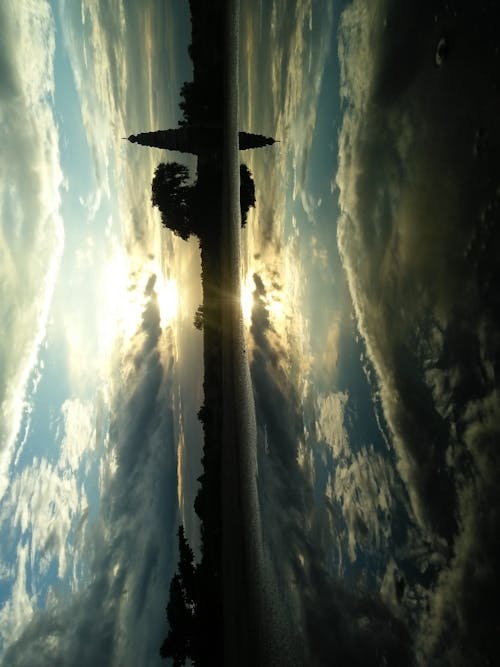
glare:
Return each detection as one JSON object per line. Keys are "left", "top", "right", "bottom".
{"left": 240, "top": 273, "right": 254, "bottom": 325}
{"left": 240, "top": 270, "right": 287, "bottom": 330}
{"left": 155, "top": 276, "right": 178, "bottom": 329}
{"left": 99, "top": 250, "right": 145, "bottom": 353}
{"left": 267, "top": 295, "right": 285, "bottom": 321}
{"left": 99, "top": 248, "right": 179, "bottom": 358}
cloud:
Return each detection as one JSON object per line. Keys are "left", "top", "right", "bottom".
{"left": 313, "top": 318, "right": 341, "bottom": 384}
{"left": 239, "top": 0, "right": 334, "bottom": 254}
{"left": 249, "top": 277, "right": 413, "bottom": 665}
{"left": 0, "top": 544, "right": 35, "bottom": 653}
{"left": 58, "top": 0, "right": 184, "bottom": 214}
{"left": 59, "top": 399, "right": 96, "bottom": 472}
{"left": 238, "top": 0, "right": 340, "bottom": 415}
{"left": 267, "top": 0, "right": 334, "bottom": 197}
{"left": 2, "top": 0, "right": 197, "bottom": 663}
{"left": 336, "top": 0, "right": 500, "bottom": 662}
{"left": 332, "top": 445, "right": 395, "bottom": 563}
{"left": 2, "top": 283, "right": 179, "bottom": 667}
{"left": 417, "top": 388, "right": 500, "bottom": 666}
{"left": 57, "top": 0, "right": 200, "bottom": 373}
{"left": 315, "top": 391, "right": 349, "bottom": 458}
{"left": 0, "top": 457, "right": 85, "bottom": 653}
{"left": 0, "top": 1, "right": 64, "bottom": 501}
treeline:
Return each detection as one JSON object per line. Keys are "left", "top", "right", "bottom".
{"left": 151, "top": 0, "right": 255, "bottom": 246}
{"left": 159, "top": 1, "right": 227, "bottom": 664}
{"left": 159, "top": 199, "right": 227, "bottom": 666}
{"left": 159, "top": 525, "right": 222, "bottom": 666}
{"left": 178, "top": 0, "right": 226, "bottom": 128}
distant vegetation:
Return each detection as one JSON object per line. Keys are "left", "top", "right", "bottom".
{"left": 158, "top": 0, "right": 226, "bottom": 664}
{"left": 157, "top": 1, "right": 259, "bottom": 664}
{"left": 193, "top": 304, "right": 204, "bottom": 330}
{"left": 159, "top": 526, "right": 221, "bottom": 666}
{"left": 160, "top": 217, "right": 227, "bottom": 664}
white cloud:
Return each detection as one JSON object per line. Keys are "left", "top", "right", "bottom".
{"left": 333, "top": 446, "right": 394, "bottom": 562}
{"left": 316, "top": 393, "right": 396, "bottom": 563}
{"left": 1, "top": 1, "right": 192, "bottom": 664}
{"left": 315, "top": 391, "right": 349, "bottom": 458}
{"left": 59, "top": 399, "right": 96, "bottom": 472}
{"left": 58, "top": 0, "right": 190, "bottom": 373}
{"left": 1, "top": 458, "right": 84, "bottom": 580}
{"left": 2, "top": 289, "right": 178, "bottom": 667}
{"left": 239, "top": 0, "right": 335, "bottom": 404}
{"left": 0, "top": 1, "right": 64, "bottom": 501}
{"left": 0, "top": 543, "right": 35, "bottom": 651}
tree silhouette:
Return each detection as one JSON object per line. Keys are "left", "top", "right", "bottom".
{"left": 177, "top": 525, "right": 197, "bottom": 606}
{"left": 160, "top": 526, "right": 202, "bottom": 664}
{"left": 152, "top": 161, "right": 255, "bottom": 242}
{"left": 151, "top": 162, "right": 195, "bottom": 240}
{"left": 239, "top": 164, "right": 255, "bottom": 227}
{"left": 193, "top": 305, "right": 204, "bottom": 330}
{"left": 159, "top": 573, "right": 192, "bottom": 665}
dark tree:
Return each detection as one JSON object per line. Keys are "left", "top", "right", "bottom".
{"left": 160, "top": 526, "right": 204, "bottom": 664}
{"left": 239, "top": 164, "right": 256, "bottom": 227}
{"left": 151, "top": 162, "right": 195, "bottom": 240}
{"left": 159, "top": 574, "right": 192, "bottom": 665}
{"left": 193, "top": 305, "right": 204, "bottom": 330}
{"left": 178, "top": 81, "right": 208, "bottom": 127}
{"left": 177, "top": 525, "right": 197, "bottom": 606}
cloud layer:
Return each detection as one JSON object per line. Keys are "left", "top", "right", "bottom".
{"left": 1, "top": 1, "right": 196, "bottom": 664}
{"left": 249, "top": 276, "right": 413, "bottom": 666}
{"left": 0, "top": 0, "right": 64, "bottom": 499}
{"left": 2, "top": 282, "right": 178, "bottom": 667}
{"left": 336, "top": 1, "right": 500, "bottom": 663}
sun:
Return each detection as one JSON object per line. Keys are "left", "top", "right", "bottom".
{"left": 99, "top": 250, "right": 145, "bottom": 351}
{"left": 98, "top": 250, "right": 180, "bottom": 359}
{"left": 154, "top": 275, "right": 178, "bottom": 329}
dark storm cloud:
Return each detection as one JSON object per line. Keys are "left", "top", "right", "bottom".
{"left": 336, "top": 0, "right": 500, "bottom": 663}
{"left": 2, "top": 280, "right": 178, "bottom": 667}
{"left": 249, "top": 275, "right": 413, "bottom": 666}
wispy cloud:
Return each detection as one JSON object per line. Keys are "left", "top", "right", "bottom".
{"left": 2, "top": 283, "right": 178, "bottom": 667}
{"left": 0, "top": 1, "right": 64, "bottom": 500}
{"left": 332, "top": 445, "right": 395, "bottom": 563}
{"left": 239, "top": 0, "right": 339, "bottom": 401}
{"left": 59, "top": 399, "right": 96, "bottom": 472}
{"left": 1, "top": 1, "right": 195, "bottom": 664}
{"left": 315, "top": 391, "right": 349, "bottom": 457}
{"left": 0, "top": 454, "right": 86, "bottom": 653}
{"left": 0, "top": 544, "right": 34, "bottom": 653}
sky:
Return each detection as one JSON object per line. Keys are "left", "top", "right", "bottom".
{"left": 0, "top": 1, "right": 199, "bottom": 664}
{"left": 1, "top": 0, "right": 499, "bottom": 666}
